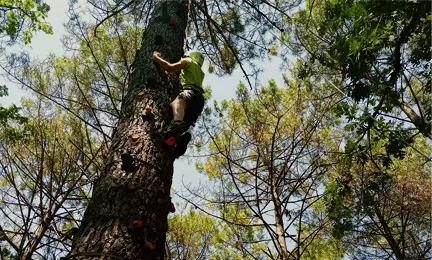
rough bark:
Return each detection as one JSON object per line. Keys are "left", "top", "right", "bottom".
{"left": 67, "top": 1, "right": 189, "bottom": 259}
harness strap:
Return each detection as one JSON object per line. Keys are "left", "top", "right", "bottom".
{"left": 182, "top": 84, "right": 204, "bottom": 94}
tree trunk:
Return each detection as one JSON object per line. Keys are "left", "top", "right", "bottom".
{"left": 270, "top": 176, "right": 290, "bottom": 259}
{"left": 398, "top": 99, "right": 431, "bottom": 139}
{"left": 67, "top": 1, "right": 189, "bottom": 259}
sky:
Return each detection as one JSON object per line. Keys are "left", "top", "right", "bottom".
{"left": 0, "top": 0, "right": 285, "bottom": 202}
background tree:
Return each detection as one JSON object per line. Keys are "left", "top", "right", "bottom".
{"left": 4, "top": 16, "right": 139, "bottom": 146}
{"left": 291, "top": 0, "right": 431, "bottom": 148}
{"left": 181, "top": 72, "right": 345, "bottom": 259}
{"left": 0, "top": 0, "right": 53, "bottom": 204}
{"left": 0, "top": 98, "right": 99, "bottom": 259}
{"left": 0, "top": 0, "right": 52, "bottom": 45}
{"left": 287, "top": 1, "right": 432, "bottom": 258}
{"left": 166, "top": 205, "right": 266, "bottom": 259}
{"left": 323, "top": 136, "right": 431, "bottom": 259}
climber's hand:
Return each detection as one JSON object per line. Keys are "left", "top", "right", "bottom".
{"left": 153, "top": 51, "right": 161, "bottom": 59}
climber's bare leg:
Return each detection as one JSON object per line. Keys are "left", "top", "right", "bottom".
{"left": 171, "top": 98, "right": 187, "bottom": 121}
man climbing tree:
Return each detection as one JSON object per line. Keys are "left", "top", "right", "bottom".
{"left": 152, "top": 49, "right": 205, "bottom": 158}
{"left": 67, "top": 0, "right": 192, "bottom": 259}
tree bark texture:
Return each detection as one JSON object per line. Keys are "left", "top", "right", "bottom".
{"left": 68, "top": 1, "right": 189, "bottom": 259}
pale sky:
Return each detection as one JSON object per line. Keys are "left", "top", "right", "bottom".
{"left": 0, "top": 0, "right": 285, "bottom": 200}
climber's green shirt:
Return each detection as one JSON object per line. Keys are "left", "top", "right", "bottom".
{"left": 179, "top": 59, "right": 205, "bottom": 93}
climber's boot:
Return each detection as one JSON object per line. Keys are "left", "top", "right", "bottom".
{"left": 174, "top": 132, "right": 192, "bottom": 158}
{"left": 163, "top": 120, "right": 190, "bottom": 147}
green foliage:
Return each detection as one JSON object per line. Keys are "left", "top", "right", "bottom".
{"left": 333, "top": 101, "right": 357, "bottom": 121}
{"left": 0, "top": 0, "right": 52, "bottom": 44}
{"left": 188, "top": 0, "right": 294, "bottom": 76}
{"left": 293, "top": 0, "right": 431, "bottom": 160}
{"left": 300, "top": 224, "right": 346, "bottom": 260}
{"left": 0, "top": 96, "right": 101, "bottom": 258}
{"left": 167, "top": 207, "right": 265, "bottom": 259}
{"left": 0, "top": 86, "right": 31, "bottom": 142}
{"left": 0, "top": 85, "right": 7, "bottom": 96}
{"left": 20, "top": 15, "right": 142, "bottom": 138}
{"left": 0, "top": 104, "right": 30, "bottom": 141}
{"left": 220, "top": 7, "right": 244, "bottom": 34}
{"left": 385, "top": 129, "right": 413, "bottom": 159}
{"left": 324, "top": 181, "right": 353, "bottom": 239}
{"left": 194, "top": 76, "right": 342, "bottom": 257}
{"left": 323, "top": 136, "right": 431, "bottom": 258}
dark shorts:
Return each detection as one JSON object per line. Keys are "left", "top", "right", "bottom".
{"left": 177, "top": 88, "right": 204, "bottom": 125}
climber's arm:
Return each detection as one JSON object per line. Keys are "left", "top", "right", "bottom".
{"left": 153, "top": 52, "right": 188, "bottom": 72}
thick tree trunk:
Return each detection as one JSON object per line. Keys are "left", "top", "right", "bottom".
{"left": 67, "top": 1, "right": 189, "bottom": 259}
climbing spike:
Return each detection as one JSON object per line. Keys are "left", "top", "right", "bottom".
{"left": 136, "top": 91, "right": 145, "bottom": 101}
{"left": 131, "top": 134, "right": 139, "bottom": 142}
{"left": 127, "top": 183, "right": 136, "bottom": 191}
{"left": 169, "top": 202, "right": 176, "bottom": 213}
{"left": 145, "top": 107, "right": 152, "bottom": 115}
{"left": 145, "top": 241, "right": 155, "bottom": 249}
{"left": 132, "top": 220, "right": 143, "bottom": 228}
{"left": 128, "top": 219, "right": 145, "bottom": 235}
{"left": 142, "top": 107, "right": 154, "bottom": 121}
{"left": 166, "top": 136, "right": 176, "bottom": 147}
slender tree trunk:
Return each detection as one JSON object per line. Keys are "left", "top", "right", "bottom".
{"left": 67, "top": 1, "right": 189, "bottom": 259}
{"left": 398, "top": 100, "right": 431, "bottom": 139}
{"left": 21, "top": 216, "right": 51, "bottom": 260}
{"left": 270, "top": 181, "right": 290, "bottom": 259}
{"left": 373, "top": 203, "right": 404, "bottom": 260}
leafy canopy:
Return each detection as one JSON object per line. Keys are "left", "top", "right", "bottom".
{"left": 0, "top": 0, "right": 52, "bottom": 44}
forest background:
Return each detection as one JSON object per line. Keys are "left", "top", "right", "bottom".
{"left": 0, "top": 0, "right": 430, "bottom": 259}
